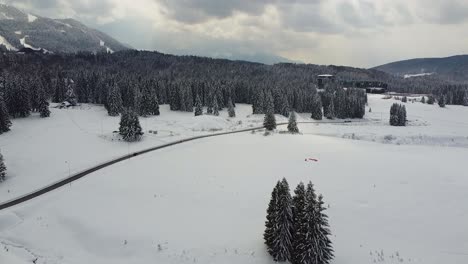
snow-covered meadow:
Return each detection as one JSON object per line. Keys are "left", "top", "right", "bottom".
{"left": 1, "top": 94, "right": 468, "bottom": 263}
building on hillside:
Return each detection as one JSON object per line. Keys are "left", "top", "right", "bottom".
{"left": 317, "top": 74, "right": 335, "bottom": 89}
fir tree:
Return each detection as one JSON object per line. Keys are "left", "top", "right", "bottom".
{"left": 438, "top": 95, "right": 446, "bottom": 108}
{"left": 294, "top": 181, "right": 319, "bottom": 264}
{"left": 271, "top": 178, "right": 294, "bottom": 262}
{"left": 264, "top": 181, "right": 281, "bottom": 256}
{"left": 311, "top": 93, "right": 323, "bottom": 120}
{"left": 390, "top": 103, "right": 406, "bottom": 126}
{"left": 292, "top": 182, "right": 307, "bottom": 264}
{"left": 315, "top": 194, "right": 334, "bottom": 264}
{"left": 213, "top": 97, "right": 220, "bottom": 116}
{"left": 421, "top": 96, "right": 426, "bottom": 104}
{"left": 207, "top": 95, "right": 214, "bottom": 114}
{"left": 0, "top": 151, "right": 6, "bottom": 182}
{"left": 0, "top": 96, "right": 11, "bottom": 134}
{"left": 427, "top": 95, "right": 435, "bottom": 105}
{"left": 6, "top": 80, "right": 31, "bottom": 118}
{"left": 253, "top": 90, "right": 265, "bottom": 114}
{"left": 139, "top": 83, "right": 160, "bottom": 116}
{"left": 227, "top": 98, "right": 236, "bottom": 118}
{"left": 264, "top": 93, "right": 276, "bottom": 131}
{"left": 38, "top": 98, "right": 50, "bottom": 118}
{"left": 402, "top": 96, "right": 408, "bottom": 103}
{"left": 119, "top": 109, "right": 144, "bottom": 142}
{"left": 194, "top": 94, "right": 203, "bottom": 116}
{"left": 287, "top": 111, "right": 299, "bottom": 134}
{"left": 463, "top": 92, "right": 468, "bottom": 106}
{"left": 325, "top": 99, "right": 335, "bottom": 120}
{"left": 106, "top": 84, "right": 123, "bottom": 116}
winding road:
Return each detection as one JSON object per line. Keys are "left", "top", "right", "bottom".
{"left": 0, "top": 120, "right": 358, "bottom": 211}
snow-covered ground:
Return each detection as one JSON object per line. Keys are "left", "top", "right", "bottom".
{"left": 403, "top": 73, "right": 434, "bottom": 78}
{"left": 0, "top": 95, "right": 468, "bottom": 263}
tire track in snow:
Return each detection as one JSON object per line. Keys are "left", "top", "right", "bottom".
{"left": 0, "top": 120, "right": 360, "bottom": 211}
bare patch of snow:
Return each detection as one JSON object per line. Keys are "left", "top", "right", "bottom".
{"left": 99, "top": 40, "right": 105, "bottom": 46}
{"left": 19, "top": 36, "right": 39, "bottom": 50}
{"left": 27, "top": 13, "right": 37, "bottom": 23}
{"left": 14, "top": 31, "right": 21, "bottom": 35}
{"left": 404, "top": 72, "right": 434, "bottom": 78}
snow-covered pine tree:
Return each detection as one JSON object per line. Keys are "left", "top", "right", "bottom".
{"left": 0, "top": 151, "right": 6, "bottom": 182}
{"left": 421, "top": 96, "right": 426, "bottom": 104}
{"left": 253, "top": 90, "right": 265, "bottom": 114}
{"left": 390, "top": 103, "right": 400, "bottom": 126}
{"left": 119, "top": 109, "right": 143, "bottom": 142}
{"left": 427, "top": 95, "right": 435, "bottom": 105}
{"left": 6, "top": 80, "right": 31, "bottom": 118}
{"left": 292, "top": 182, "right": 307, "bottom": 264}
{"left": 402, "top": 96, "right": 408, "bottom": 103}
{"left": 38, "top": 96, "right": 51, "bottom": 118}
{"left": 295, "top": 181, "right": 319, "bottom": 264}
{"left": 0, "top": 96, "right": 11, "bottom": 134}
{"left": 227, "top": 98, "right": 236, "bottom": 118}
{"left": 325, "top": 99, "right": 335, "bottom": 120}
{"left": 213, "top": 96, "right": 220, "bottom": 116}
{"left": 311, "top": 93, "right": 323, "bottom": 120}
{"left": 264, "top": 92, "right": 276, "bottom": 131}
{"left": 271, "top": 178, "right": 294, "bottom": 262}
{"left": 315, "top": 194, "right": 334, "bottom": 264}
{"left": 106, "top": 84, "right": 123, "bottom": 116}
{"left": 438, "top": 95, "right": 446, "bottom": 108}
{"left": 287, "top": 111, "right": 299, "bottom": 134}
{"left": 463, "top": 92, "right": 468, "bottom": 106}
{"left": 139, "top": 83, "right": 160, "bottom": 116}
{"left": 264, "top": 181, "right": 281, "bottom": 256}
{"left": 194, "top": 94, "right": 203, "bottom": 116}
{"left": 207, "top": 95, "right": 214, "bottom": 114}
{"left": 400, "top": 105, "right": 407, "bottom": 126}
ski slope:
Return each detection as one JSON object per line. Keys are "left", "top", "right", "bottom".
{"left": 0, "top": 95, "right": 468, "bottom": 263}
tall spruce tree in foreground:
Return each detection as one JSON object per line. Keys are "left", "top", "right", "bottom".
{"left": 107, "top": 84, "right": 123, "bottom": 116}
{"left": 264, "top": 93, "right": 276, "bottom": 130}
{"left": 194, "top": 94, "right": 203, "bottom": 116}
{"left": 438, "top": 95, "right": 446, "bottom": 108}
{"left": 288, "top": 111, "right": 299, "bottom": 134}
{"left": 264, "top": 181, "right": 281, "bottom": 256}
{"left": 315, "top": 194, "right": 334, "bottom": 264}
{"left": 295, "top": 182, "right": 319, "bottom": 264}
{"left": 119, "top": 109, "right": 143, "bottom": 142}
{"left": 0, "top": 96, "right": 12, "bottom": 134}
{"left": 0, "top": 151, "right": 6, "bottom": 182}
{"left": 272, "top": 178, "right": 294, "bottom": 262}
{"left": 292, "top": 182, "right": 307, "bottom": 264}
{"left": 227, "top": 98, "right": 236, "bottom": 117}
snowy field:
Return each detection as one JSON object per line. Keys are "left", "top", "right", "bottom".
{"left": 1, "top": 95, "right": 468, "bottom": 263}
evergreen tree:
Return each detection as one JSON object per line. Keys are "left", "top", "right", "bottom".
{"left": 402, "top": 96, "right": 408, "bottom": 103}
{"left": 438, "top": 95, "right": 446, "bottom": 108}
{"left": 0, "top": 96, "right": 11, "bottom": 134}
{"left": 253, "top": 90, "right": 265, "bottom": 114}
{"left": 295, "top": 181, "right": 319, "bottom": 264}
{"left": 213, "top": 97, "right": 220, "bottom": 116}
{"left": 315, "top": 194, "right": 334, "bottom": 264}
{"left": 119, "top": 109, "right": 144, "bottom": 142}
{"left": 311, "top": 93, "right": 323, "bottom": 120}
{"left": 463, "top": 92, "right": 468, "bottom": 106}
{"left": 421, "top": 96, "right": 426, "bottom": 104}
{"left": 139, "top": 83, "right": 160, "bottom": 116}
{"left": 207, "top": 95, "right": 214, "bottom": 114}
{"left": 194, "top": 94, "right": 203, "bottom": 116}
{"left": 325, "top": 99, "right": 335, "bottom": 120}
{"left": 6, "top": 80, "right": 31, "bottom": 118}
{"left": 390, "top": 103, "right": 406, "bottom": 126}
{"left": 38, "top": 97, "right": 51, "bottom": 118}
{"left": 287, "top": 111, "right": 299, "bottom": 134}
{"left": 106, "top": 84, "right": 123, "bottom": 116}
{"left": 427, "top": 95, "right": 435, "bottom": 105}
{"left": 264, "top": 92, "right": 276, "bottom": 130}
{"left": 227, "top": 98, "right": 236, "bottom": 118}
{"left": 292, "top": 182, "right": 307, "bottom": 264}
{"left": 264, "top": 181, "right": 281, "bottom": 256}
{"left": 271, "top": 178, "right": 294, "bottom": 262}
{"left": 0, "top": 151, "right": 6, "bottom": 182}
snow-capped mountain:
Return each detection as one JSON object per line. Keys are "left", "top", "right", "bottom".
{"left": 0, "top": 4, "right": 130, "bottom": 53}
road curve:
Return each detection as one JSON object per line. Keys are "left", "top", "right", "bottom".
{"left": 0, "top": 120, "right": 356, "bottom": 211}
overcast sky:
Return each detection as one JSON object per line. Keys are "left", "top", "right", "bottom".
{"left": 4, "top": 0, "right": 468, "bottom": 67}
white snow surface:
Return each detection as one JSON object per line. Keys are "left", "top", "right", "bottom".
{"left": 0, "top": 34, "right": 17, "bottom": 50}
{"left": 1, "top": 95, "right": 468, "bottom": 263}
{"left": 14, "top": 31, "right": 21, "bottom": 35}
{"left": 19, "top": 36, "right": 39, "bottom": 50}
{"left": 27, "top": 14, "right": 37, "bottom": 23}
{"left": 404, "top": 72, "right": 434, "bottom": 78}
{"left": 100, "top": 40, "right": 105, "bottom": 46}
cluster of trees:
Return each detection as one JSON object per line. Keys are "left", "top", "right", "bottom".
{"left": 433, "top": 86, "right": 468, "bottom": 106}
{"left": 264, "top": 178, "right": 333, "bottom": 264}
{"left": 0, "top": 73, "right": 51, "bottom": 134}
{"left": 390, "top": 103, "right": 407, "bottom": 126}
{"left": 321, "top": 86, "right": 367, "bottom": 119}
